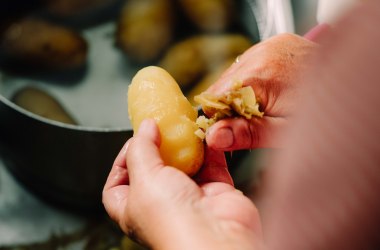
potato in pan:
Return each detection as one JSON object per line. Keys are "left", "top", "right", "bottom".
{"left": 178, "top": 0, "right": 237, "bottom": 32}
{"left": 116, "top": 0, "right": 175, "bottom": 64}
{"left": 159, "top": 34, "right": 252, "bottom": 89}
{"left": 12, "top": 86, "right": 77, "bottom": 125}
{"left": 43, "top": 0, "right": 116, "bottom": 17}
{"left": 0, "top": 18, "right": 87, "bottom": 71}
{"left": 186, "top": 58, "right": 235, "bottom": 106}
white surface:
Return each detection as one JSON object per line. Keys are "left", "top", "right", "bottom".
{"left": 248, "top": 0, "right": 294, "bottom": 40}
{"left": 0, "top": 158, "right": 85, "bottom": 246}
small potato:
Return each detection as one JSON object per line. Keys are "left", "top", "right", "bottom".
{"left": 44, "top": 0, "right": 115, "bottom": 17}
{"left": 179, "top": 0, "right": 236, "bottom": 32}
{"left": 159, "top": 34, "right": 252, "bottom": 89}
{"left": 116, "top": 0, "right": 175, "bottom": 64}
{"left": 12, "top": 86, "right": 77, "bottom": 125}
{"left": 128, "top": 66, "right": 204, "bottom": 176}
{"left": 0, "top": 18, "right": 87, "bottom": 71}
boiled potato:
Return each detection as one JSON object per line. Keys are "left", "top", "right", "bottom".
{"left": 179, "top": 0, "right": 236, "bottom": 32}
{"left": 128, "top": 66, "right": 204, "bottom": 176}
{"left": 12, "top": 86, "right": 77, "bottom": 125}
{"left": 0, "top": 18, "right": 87, "bottom": 71}
{"left": 116, "top": 0, "right": 175, "bottom": 64}
{"left": 43, "top": 0, "right": 116, "bottom": 17}
{"left": 159, "top": 34, "right": 252, "bottom": 89}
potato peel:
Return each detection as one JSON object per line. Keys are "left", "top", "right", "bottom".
{"left": 194, "top": 82, "right": 263, "bottom": 138}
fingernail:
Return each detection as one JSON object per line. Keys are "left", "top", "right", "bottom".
{"left": 213, "top": 127, "right": 234, "bottom": 149}
{"left": 122, "top": 140, "right": 130, "bottom": 154}
{"left": 138, "top": 119, "right": 154, "bottom": 135}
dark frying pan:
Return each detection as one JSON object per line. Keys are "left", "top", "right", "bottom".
{"left": 0, "top": 96, "right": 131, "bottom": 212}
{"left": 0, "top": 0, "right": 263, "bottom": 213}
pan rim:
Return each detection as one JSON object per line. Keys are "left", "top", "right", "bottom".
{"left": 0, "top": 93, "right": 130, "bottom": 133}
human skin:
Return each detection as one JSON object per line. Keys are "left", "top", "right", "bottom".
{"left": 102, "top": 31, "right": 318, "bottom": 250}
{"left": 204, "top": 33, "right": 317, "bottom": 150}
{"left": 103, "top": 1, "right": 380, "bottom": 248}
{"left": 103, "top": 119, "right": 262, "bottom": 250}
{"left": 258, "top": 1, "right": 380, "bottom": 248}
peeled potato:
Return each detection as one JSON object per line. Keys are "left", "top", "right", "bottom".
{"left": 128, "top": 66, "right": 204, "bottom": 176}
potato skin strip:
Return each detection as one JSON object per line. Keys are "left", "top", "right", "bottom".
{"left": 194, "top": 83, "right": 263, "bottom": 137}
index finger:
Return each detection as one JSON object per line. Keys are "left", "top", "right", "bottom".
{"left": 102, "top": 140, "right": 130, "bottom": 223}
{"left": 103, "top": 140, "right": 130, "bottom": 191}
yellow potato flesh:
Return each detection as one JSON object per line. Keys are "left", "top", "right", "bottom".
{"left": 128, "top": 66, "right": 204, "bottom": 176}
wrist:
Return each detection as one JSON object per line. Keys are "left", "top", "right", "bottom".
{"left": 150, "top": 211, "right": 258, "bottom": 250}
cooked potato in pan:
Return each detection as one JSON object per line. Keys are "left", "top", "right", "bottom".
{"left": 186, "top": 58, "right": 234, "bottom": 106}
{"left": 159, "top": 34, "right": 252, "bottom": 89}
{"left": 178, "top": 0, "right": 236, "bottom": 32}
{"left": 43, "top": 0, "right": 114, "bottom": 17}
{"left": 0, "top": 18, "right": 87, "bottom": 71}
{"left": 116, "top": 0, "right": 175, "bottom": 64}
{"left": 12, "top": 86, "right": 77, "bottom": 125}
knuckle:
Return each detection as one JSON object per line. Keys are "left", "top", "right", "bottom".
{"left": 248, "top": 119, "right": 261, "bottom": 148}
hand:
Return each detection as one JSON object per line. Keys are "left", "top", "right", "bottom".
{"left": 204, "top": 33, "right": 317, "bottom": 150}
{"left": 102, "top": 119, "right": 262, "bottom": 250}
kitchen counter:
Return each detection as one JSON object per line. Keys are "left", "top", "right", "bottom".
{"left": 0, "top": 156, "right": 85, "bottom": 248}
{"left": 0, "top": 157, "right": 144, "bottom": 250}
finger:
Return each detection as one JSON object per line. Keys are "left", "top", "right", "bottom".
{"left": 103, "top": 140, "right": 130, "bottom": 223}
{"left": 200, "top": 182, "right": 236, "bottom": 197}
{"left": 194, "top": 146, "right": 233, "bottom": 185}
{"left": 206, "top": 116, "right": 287, "bottom": 150}
{"left": 126, "top": 119, "right": 164, "bottom": 183}
{"left": 103, "top": 140, "right": 130, "bottom": 191}
{"left": 304, "top": 24, "right": 331, "bottom": 43}
{"left": 102, "top": 184, "right": 129, "bottom": 224}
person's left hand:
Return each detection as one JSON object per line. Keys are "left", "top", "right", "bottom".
{"left": 102, "top": 119, "right": 262, "bottom": 250}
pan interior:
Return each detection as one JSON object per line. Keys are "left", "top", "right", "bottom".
{"left": 0, "top": 21, "right": 134, "bottom": 129}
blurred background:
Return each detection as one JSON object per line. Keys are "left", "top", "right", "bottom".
{"left": 0, "top": 0, "right": 318, "bottom": 249}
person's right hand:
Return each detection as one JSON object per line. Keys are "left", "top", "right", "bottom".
{"left": 204, "top": 33, "right": 317, "bottom": 151}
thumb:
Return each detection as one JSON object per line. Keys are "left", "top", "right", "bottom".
{"left": 206, "top": 117, "right": 287, "bottom": 150}
{"left": 126, "top": 119, "right": 164, "bottom": 183}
